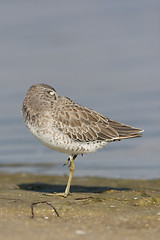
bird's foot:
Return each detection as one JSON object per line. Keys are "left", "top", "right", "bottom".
{"left": 44, "top": 192, "right": 71, "bottom": 198}
{"left": 63, "top": 155, "right": 77, "bottom": 167}
{"left": 63, "top": 157, "right": 70, "bottom": 167}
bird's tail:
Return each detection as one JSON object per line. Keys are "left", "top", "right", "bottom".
{"left": 108, "top": 118, "right": 144, "bottom": 140}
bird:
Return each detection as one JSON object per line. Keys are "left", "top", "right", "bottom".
{"left": 22, "top": 83, "right": 143, "bottom": 197}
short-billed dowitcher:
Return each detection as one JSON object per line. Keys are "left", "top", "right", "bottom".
{"left": 22, "top": 84, "right": 143, "bottom": 197}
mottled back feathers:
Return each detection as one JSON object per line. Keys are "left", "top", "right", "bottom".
{"left": 51, "top": 96, "right": 143, "bottom": 143}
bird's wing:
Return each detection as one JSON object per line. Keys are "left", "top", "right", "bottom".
{"left": 107, "top": 118, "right": 143, "bottom": 139}
{"left": 52, "top": 97, "right": 119, "bottom": 142}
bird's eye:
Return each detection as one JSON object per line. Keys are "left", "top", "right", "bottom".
{"left": 48, "top": 91, "right": 55, "bottom": 96}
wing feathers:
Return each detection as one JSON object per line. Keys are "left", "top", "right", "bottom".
{"left": 53, "top": 97, "right": 143, "bottom": 142}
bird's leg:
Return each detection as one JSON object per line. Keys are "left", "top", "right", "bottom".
{"left": 63, "top": 157, "right": 70, "bottom": 166}
{"left": 63, "top": 155, "right": 77, "bottom": 167}
{"left": 63, "top": 155, "right": 77, "bottom": 196}
{"left": 46, "top": 155, "right": 77, "bottom": 198}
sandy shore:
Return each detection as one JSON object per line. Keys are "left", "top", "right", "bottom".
{"left": 0, "top": 173, "right": 160, "bottom": 240}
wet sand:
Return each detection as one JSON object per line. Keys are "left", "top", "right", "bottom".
{"left": 0, "top": 173, "right": 160, "bottom": 240}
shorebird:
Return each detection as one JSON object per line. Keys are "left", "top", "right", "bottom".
{"left": 22, "top": 84, "right": 143, "bottom": 197}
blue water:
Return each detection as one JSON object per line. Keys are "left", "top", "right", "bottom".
{"left": 0, "top": 0, "right": 160, "bottom": 179}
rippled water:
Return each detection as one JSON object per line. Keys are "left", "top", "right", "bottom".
{"left": 0, "top": 1, "right": 160, "bottom": 179}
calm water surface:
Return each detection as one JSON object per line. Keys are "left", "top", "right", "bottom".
{"left": 0, "top": 1, "right": 160, "bottom": 179}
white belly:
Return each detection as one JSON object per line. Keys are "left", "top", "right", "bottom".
{"left": 26, "top": 122, "right": 109, "bottom": 156}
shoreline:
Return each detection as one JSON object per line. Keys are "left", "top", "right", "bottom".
{"left": 0, "top": 173, "right": 160, "bottom": 240}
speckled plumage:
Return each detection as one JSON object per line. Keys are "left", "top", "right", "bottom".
{"left": 22, "top": 83, "right": 143, "bottom": 197}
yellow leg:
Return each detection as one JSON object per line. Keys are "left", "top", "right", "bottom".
{"left": 46, "top": 155, "right": 76, "bottom": 198}
{"left": 63, "top": 156, "right": 75, "bottom": 197}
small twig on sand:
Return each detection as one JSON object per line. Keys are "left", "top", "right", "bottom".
{"left": 31, "top": 201, "right": 60, "bottom": 218}
{"left": 75, "top": 197, "right": 94, "bottom": 200}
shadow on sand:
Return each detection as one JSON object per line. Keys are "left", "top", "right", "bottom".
{"left": 18, "top": 182, "right": 131, "bottom": 194}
